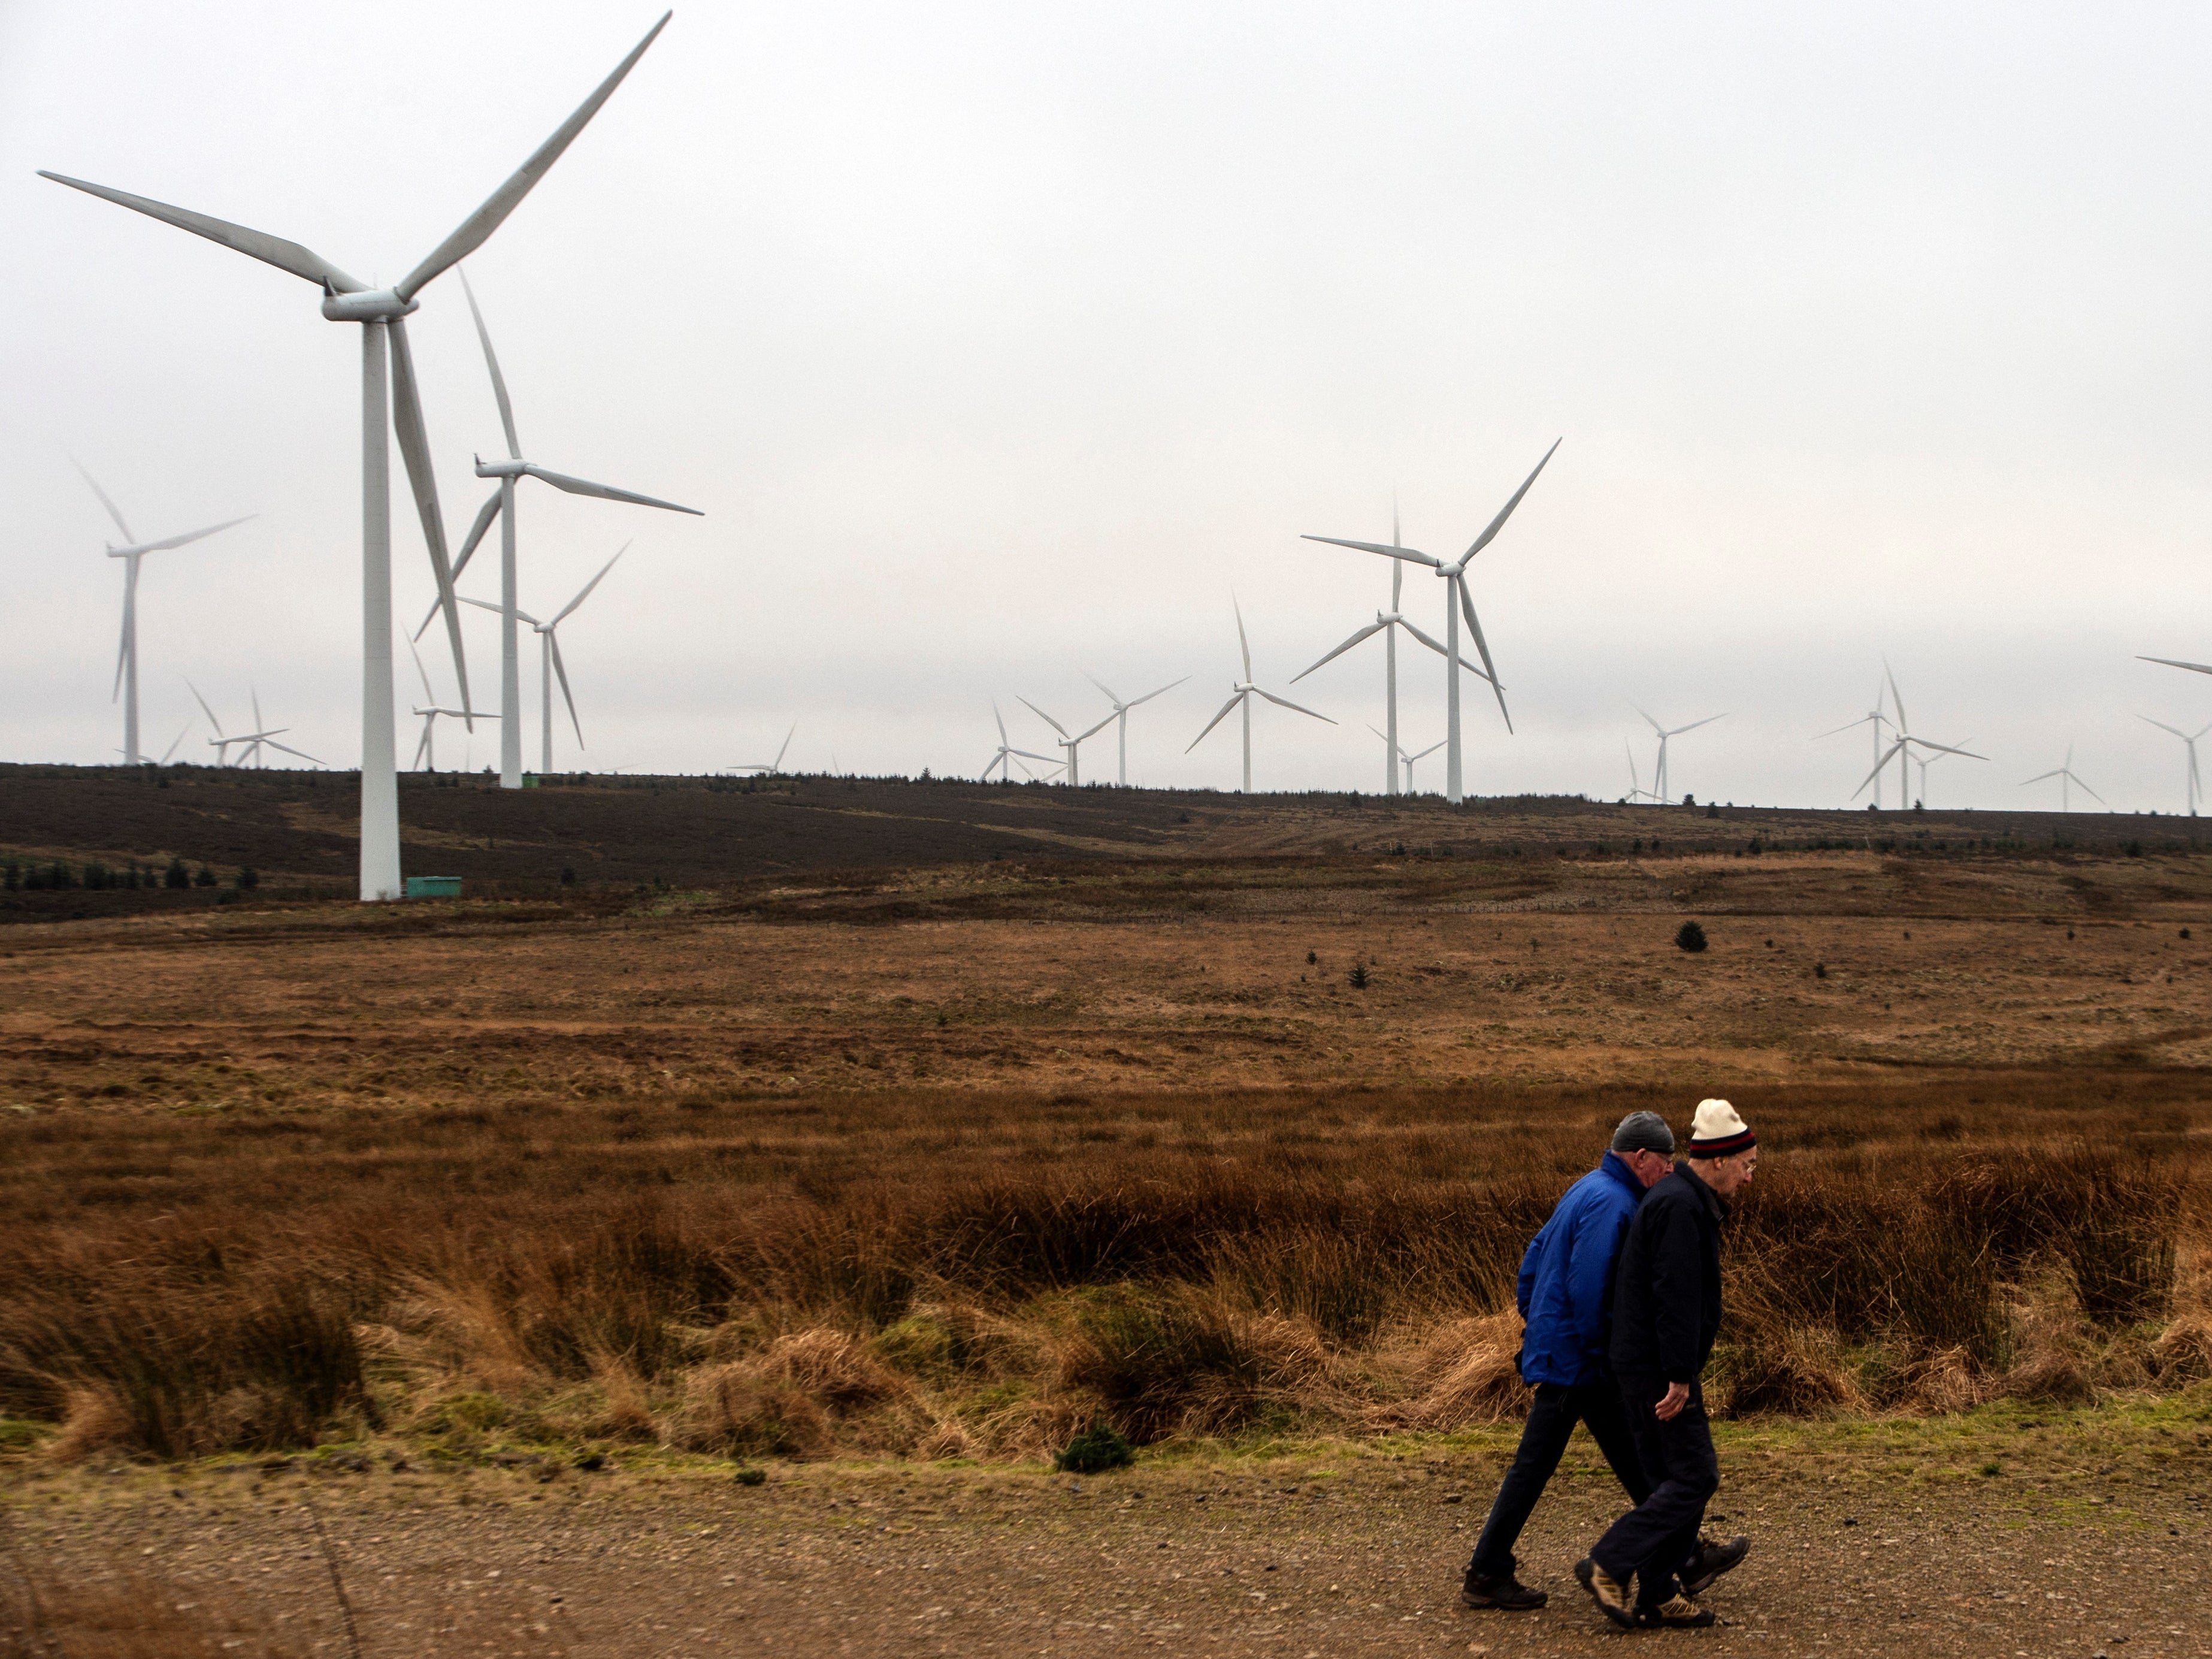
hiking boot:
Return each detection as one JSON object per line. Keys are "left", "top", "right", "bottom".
{"left": 1574, "top": 1557, "right": 1637, "bottom": 1629}
{"left": 1681, "top": 1533, "right": 1750, "bottom": 1595}
{"left": 1460, "top": 1558, "right": 1547, "bottom": 1610}
{"left": 1639, "top": 1593, "right": 1717, "bottom": 1628}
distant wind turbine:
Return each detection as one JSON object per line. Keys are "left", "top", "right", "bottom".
{"left": 192, "top": 685, "right": 322, "bottom": 769}
{"left": 2140, "top": 716, "right": 2208, "bottom": 816}
{"left": 984, "top": 703, "right": 1061, "bottom": 782}
{"left": 458, "top": 545, "right": 627, "bottom": 773}
{"left": 1636, "top": 708, "right": 1726, "bottom": 806}
{"left": 42, "top": 13, "right": 676, "bottom": 897}
{"left": 425, "top": 270, "right": 700, "bottom": 790}
{"left": 1084, "top": 673, "right": 1187, "bottom": 786}
{"left": 1186, "top": 599, "right": 1334, "bottom": 792}
{"left": 72, "top": 460, "right": 252, "bottom": 767}
{"left": 1854, "top": 667, "right": 1982, "bottom": 805}
{"left": 1303, "top": 441, "right": 1557, "bottom": 802}
{"left": 1815, "top": 681, "right": 1895, "bottom": 809}
{"left": 733, "top": 727, "right": 796, "bottom": 777}
{"left": 1019, "top": 697, "right": 1116, "bottom": 787}
{"left": 407, "top": 637, "right": 497, "bottom": 771}
{"left": 1623, "top": 739, "right": 1663, "bottom": 803}
{"left": 2022, "top": 744, "right": 2104, "bottom": 812}
{"left": 1296, "top": 501, "right": 1490, "bottom": 795}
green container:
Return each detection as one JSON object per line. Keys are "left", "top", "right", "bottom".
{"left": 404, "top": 875, "right": 462, "bottom": 899}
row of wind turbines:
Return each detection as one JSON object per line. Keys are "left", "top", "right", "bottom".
{"left": 44, "top": 14, "right": 695, "bottom": 898}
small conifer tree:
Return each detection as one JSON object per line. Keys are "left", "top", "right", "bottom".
{"left": 1675, "top": 920, "right": 1708, "bottom": 953}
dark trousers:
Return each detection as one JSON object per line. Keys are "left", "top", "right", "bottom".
{"left": 1466, "top": 1379, "right": 1652, "bottom": 1578}
{"left": 1590, "top": 1373, "right": 1720, "bottom": 1607}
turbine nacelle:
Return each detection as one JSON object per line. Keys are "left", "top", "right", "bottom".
{"left": 318, "top": 288, "right": 420, "bottom": 324}
{"left": 474, "top": 455, "right": 531, "bottom": 479}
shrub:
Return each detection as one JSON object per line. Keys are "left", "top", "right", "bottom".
{"left": 1348, "top": 963, "right": 1369, "bottom": 989}
{"left": 164, "top": 858, "right": 190, "bottom": 890}
{"left": 734, "top": 1465, "right": 767, "bottom": 1485}
{"left": 1054, "top": 1417, "right": 1134, "bottom": 1473}
{"left": 1675, "top": 920, "right": 1708, "bottom": 953}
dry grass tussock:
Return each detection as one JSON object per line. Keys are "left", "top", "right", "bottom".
{"left": 0, "top": 1567, "right": 303, "bottom": 1659}
{"left": 1, "top": 1077, "right": 2207, "bottom": 1463}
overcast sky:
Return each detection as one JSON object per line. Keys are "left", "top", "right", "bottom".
{"left": 5, "top": 2, "right": 2211, "bottom": 810}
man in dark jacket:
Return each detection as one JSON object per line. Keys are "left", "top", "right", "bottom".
{"left": 1575, "top": 1099, "right": 1760, "bottom": 1630}
{"left": 1463, "top": 1111, "right": 1744, "bottom": 1610}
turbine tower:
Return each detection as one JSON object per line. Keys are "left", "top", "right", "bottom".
{"left": 984, "top": 703, "right": 1061, "bottom": 782}
{"left": 72, "top": 461, "right": 251, "bottom": 766}
{"left": 430, "top": 271, "right": 700, "bottom": 788}
{"left": 2022, "top": 745, "right": 2103, "bottom": 812}
{"left": 1185, "top": 599, "right": 1333, "bottom": 792}
{"left": 1018, "top": 697, "right": 1116, "bottom": 787}
{"left": 458, "top": 543, "right": 628, "bottom": 774}
{"left": 2140, "top": 716, "right": 2208, "bottom": 816}
{"left": 1854, "top": 667, "right": 1982, "bottom": 805}
{"left": 1815, "top": 681, "right": 1893, "bottom": 809}
{"left": 1303, "top": 440, "right": 1558, "bottom": 803}
{"left": 733, "top": 727, "right": 796, "bottom": 776}
{"left": 1296, "top": 502, "right": 1489, "bottom": 794}
{"left": 1636, "top": 708, "right": 1726, "bottom": 806}
{"left": 43, "top": 13, "right": 675, "bottom": 898}
{"left": 1084, "top": 673, "right": 1187, "bottom": 786}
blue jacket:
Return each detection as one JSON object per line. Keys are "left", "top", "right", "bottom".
{"left": 1515, "top": 1152, "right": 1648, "bottom": 1387}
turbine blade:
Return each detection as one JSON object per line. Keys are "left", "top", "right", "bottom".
{"left": 37, "top": 173, "right": 364, "bottom": 291}
{"left": 418, "top": 488, "right": 507, "bottom": 642}
{"left": 114, "top": 561, "right": 137, "bottom": 700}
{"left": 159, "top": 724, "right": 188, "bottom": 764}
{"left": 1233, "top": 596, "right": 1251, "bottom": 682}
{"left": 1128, "top": 676, "right": 1187, "bottom": 707}
{"left": 457, "top": 594, "right": 544, "bottom": 627}
{"left": 550, "top": 632, "right": 583, "bottom": 745}
{"left": 551, "top": 542, "right": 628, "bottom": 624}
{"left": 1292, "top": 621, "right": 1387, "bottom": 682}
{"left": 1076, "top": 712, "right": 1118, "bottom": 742}
{"left": 1671, "top": 713, "right": 1727, "bottom": 736}
{"left": 395, "top": 13, "right": 673, "bottom": 300}
{"left": 406, "top": 634, "right": 436, "bottom": 703}
{"left": 262, "top": 739, "right": 325, "bottom": 766}
{"left": 1187, "top": 693, "right": 1243, "bottom": 751}
{"left": 1397, "top": 618, "right": 1491, "bottom": 682}
{"left": 1904, "top": 737, "right": 1985, "bottom": 760}
{"left": 2073, "top": 773, "right": 2107, "bottom": 805}
{"left": 2140, "top": 655, "right": 2212, "bottom": 676}
{"left": 1457, "top": 578, "right": 1512, "bottom": 733}
{"left": 1886, "top": 663, "right": 1909, "bottom": 737}
{"left": 521, "top": 464, "right": 701, "bottom": 514}
{"left": 1253, "top": 687, "right": 1335, "bottom": 723}
{"left": 1812, "top": 714, "right": 1875, "bottom": 739}
{"left": 1856, "top": 742, "right": 1907, "bottom": 796}
{"left": 1462, "top": 436, "right": 1562, "bottom": 561}
{"left": 2141, "top": 715, "right": 2188, "bottom": 739}
{"left": 414, "top": 721, "right": 432, "bottom": 770}
{"left": 69, "top": 457, "right": 135, "bottom": 543}
{"left": 458, "top": 267, "right": 522, "bottom": 459}
{"left": 775, "top": 726, "right": 794, "bottom": 768}
{"left": 1017, "top": 696, "right": 1069, "bottom": 738}
{"left": 2021, "top": 769, "right": 2063, "bottom": 785}
{"left": 186, "top": 679, "right": 223, "bottom": 736}
{"left": 388, "top": 316, "right": 471, "bottom": 712}
{"left": 1084, "top": 672, "right": 1122, "bottom": 704}
{"left": 1412, "top": 739, "right": 1447, "bottom": 760}
{"left": 1302, "top": 534, "right": 1440, "bottom": 569}
{"left": 994, "top": 702, "right": 1009, "bottom": 744}
{"left": 137, "top": 514, "right": 256, "bottom": 554}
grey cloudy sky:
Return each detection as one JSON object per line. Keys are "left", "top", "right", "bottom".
{"left": 4, "top": 2, "right": 2210, "bottom": 809}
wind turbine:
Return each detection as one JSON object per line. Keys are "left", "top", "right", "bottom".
{"left": 193, "top": 686, "right": 321, "bottom": 769}
{"left": 43, "top": 13, "right": 674, "bottom": 898}
{"left": 1084, "top": 673, "right": 1187, "bottom": 786}
{"left": 733, "top": 727, "right": 796, "bottom": 776}
{"left": 2140, "top": 716, "right": 2208, "bottom": 816}
{"left": 984, "top": 703, "right": 1061, "bottom": 782}
{"left": 1303, "top": 441, "right": 1557, "bottom": 802}
{"left": 1019, "top": 697, "right": 1116, "bottom": 787}
{"left": 1296, "top": 502, "right": 1491, "bottom": 795}
{"left": 1402, "top": 737, "right": 1448, "bottom": 795}
{"left": 1815, "top": 682, "right": 1894, "bottom": 809}
{"left": 1636, "top": 708, "right": 1727, "bottom": 806}
{"left": 1854, "top": 667, "right": 1983, "bottom": 805}
{"left": 2022, "top": 745, "right": 2104, "bottom": 813}
{"left": 1369, "top": 725, "right": 1447, "bottom": 796}
{"left": 458, "top": 545, "right": 627, "bottom": 774}
{"left": 426, "top": 270, "right": 700, "bottom": 789}
{"left": 407, "top": 637, "right": 496, "bottom": 771}
{"left": 72, "top": 461, "right": 252, "bottom": 766}
{"left": 1623, "top": 740, "right": 1663, "bottom": 803}
{"left": 1186, "top": 599, "right": 1334, "bottom": 792}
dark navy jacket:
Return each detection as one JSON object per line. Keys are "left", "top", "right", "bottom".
{"left": 1514, "top": 1152, "right": 1648, "bottom": 1387}
{"left": 1609, "top": 1160, "right": 1728, "bottom": 1383}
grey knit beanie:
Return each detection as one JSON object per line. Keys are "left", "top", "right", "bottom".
{"left": 1611, "top": 1110, "right": 1675, "bottom": 1156}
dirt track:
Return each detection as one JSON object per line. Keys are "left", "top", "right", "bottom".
{"left": 11, "top": 1421, "right": 2207, "bottom": 1659}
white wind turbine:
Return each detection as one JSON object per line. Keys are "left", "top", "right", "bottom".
{"left": 2140, "top": 716, "right": 2208, "bottom": 816}
{"left": 1636, "top": 708, "right": 1727, "bottom": 806}
{"left": 458, "top": 545, "right": 627, "bottom": 774}
{"left": 1296, "top": 503, "right": 1491, "bottom": 795}
{"left": 1815, "top": 681, "right": 1895, "bottom": 809}
{"left": 2022, "top": 744, "right": 2104, "bottom": 812}
{"left": 1402, "top": 737, "right": 1448, "bottom": 795}
{"left": 983, "top": 703, "right": 1061, "bottom": 782}
{"left": 733, "top": 727, "right": 796, "bottom": 776}
{"left": 1623, "top": 740, "right": 1663, "bottom": 803}
{"left": 191, "top": 685, "right": 322, "bottom": 769}
{"left": 1187, "top": 599, "right": 1334, "bottom": 792}
{"left": 72, "top": 461, "right": 252, "bottom": 767}
{"left": 407, "top": 638, "right": 497, "bottom": 772}
{"left": 43, "top": 13, "right": 674, "bottom": 899}
{"left": 1303, "top": 442, "right": 1557, "bottom": 802}
{"left": 1369, "top": 725, "right": 1447, "bottom": 796}
{"left": 1854, "top": 667, "right": 1983, "bottom": 806}
{"left": 1084, "top": 673, "right": 1187, "bottom": 787}
{"left": 423, "top": 271, "right": 700, "bottom": 789}
{"left": 1019, "top": 697, "right": 1116, "bottom": 787}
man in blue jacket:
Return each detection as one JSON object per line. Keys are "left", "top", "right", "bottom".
{"left": 1461, "top": 1111, "right": 1747, "bottom": 1611}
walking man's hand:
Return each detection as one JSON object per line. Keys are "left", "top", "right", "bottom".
{"left": 1656, "top": 1382, "right": 1690, "bottom": 1422}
